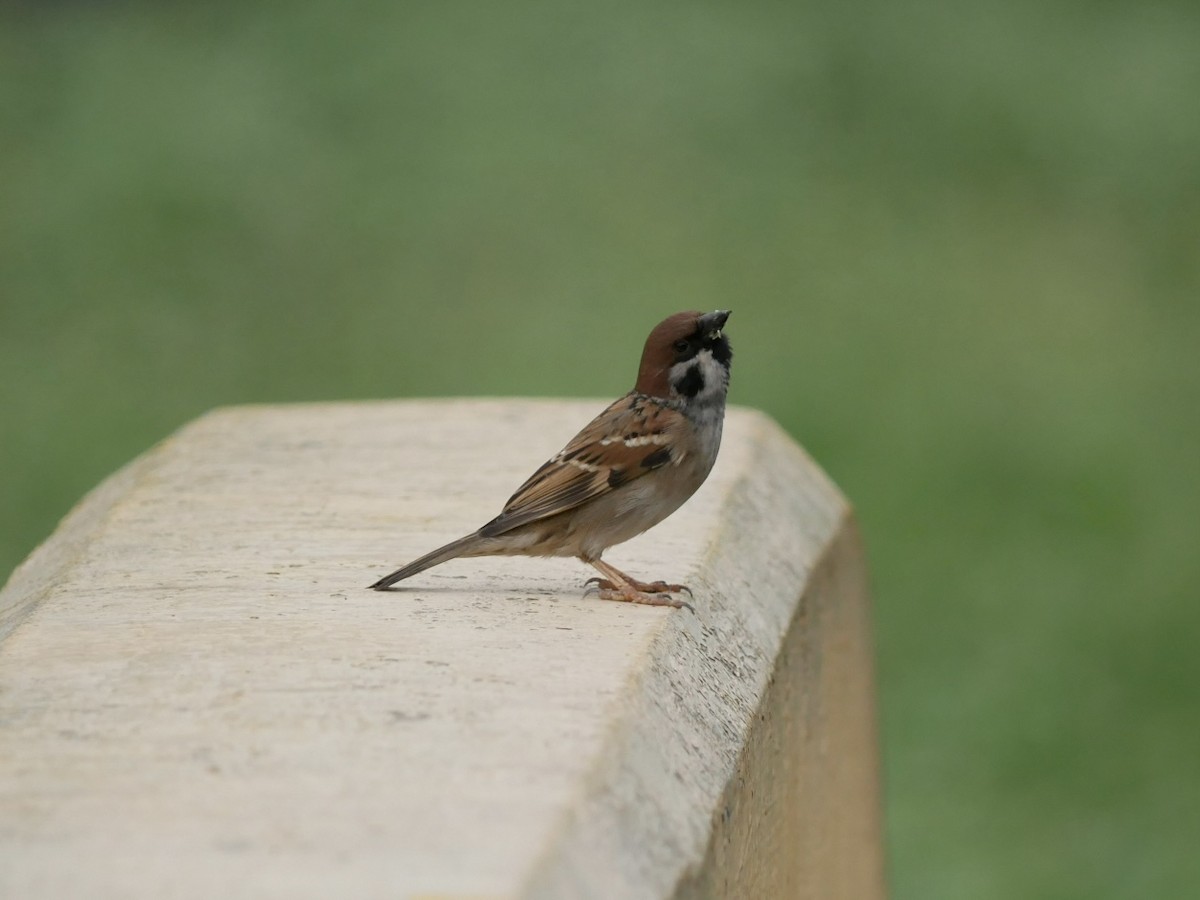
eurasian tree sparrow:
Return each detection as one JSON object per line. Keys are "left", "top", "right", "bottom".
{"left": 369, "top": 309, "right": 732, "bottom": 609}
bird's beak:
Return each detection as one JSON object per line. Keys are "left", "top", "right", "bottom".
{"left": 699, "top": 309, "right": 731, "bottom": 339}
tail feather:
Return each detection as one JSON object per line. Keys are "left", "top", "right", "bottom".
{"left": 368, "top": 532, "right": 486, "bottom": 590}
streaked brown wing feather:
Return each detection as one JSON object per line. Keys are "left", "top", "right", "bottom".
{"left": 479, "top": 395, "right": 681, "bottom": 537}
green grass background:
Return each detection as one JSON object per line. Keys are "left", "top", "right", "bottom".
{"left": 3, "top": 0, "right": 1198, "bottom": 894}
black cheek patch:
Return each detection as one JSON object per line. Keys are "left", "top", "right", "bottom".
{"left": 640, "top": 447, "right": 672, "bottom": 470}
{"left": 676, "top": 364, "right": 705, "bottom": 398}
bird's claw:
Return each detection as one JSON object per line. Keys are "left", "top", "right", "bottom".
{"left": 584, "top": 576, "right": 691, "bottom": 595}
{"left": 601, "top": 588, "right": 694, "bottom": 612}
{"left": 581, "top": 578, "right": 695, "bottom": 612}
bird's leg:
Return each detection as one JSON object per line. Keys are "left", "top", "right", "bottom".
{"left": 582, "top": 558, "right": 694, "bottom": 612}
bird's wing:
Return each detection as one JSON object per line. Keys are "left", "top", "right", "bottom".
{"left": 478, "top": 395, "right": 684, "bottom": 537}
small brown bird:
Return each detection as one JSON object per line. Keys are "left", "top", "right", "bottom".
{"left": 369, "top": 309, "right": 732, "bottom": 609}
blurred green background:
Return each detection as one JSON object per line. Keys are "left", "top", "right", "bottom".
{"left": 2, "top": 0, "right": 1198, "bottom": 895}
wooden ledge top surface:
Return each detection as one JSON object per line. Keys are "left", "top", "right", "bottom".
{"left": 0, "top": 399, "right": 855, "bottom": 899}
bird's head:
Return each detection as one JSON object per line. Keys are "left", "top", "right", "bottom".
{"left": 635, "top": 310, "right": 732, "bottom": 403}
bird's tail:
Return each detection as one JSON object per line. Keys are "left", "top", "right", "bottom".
{"left": 368, "top": 531, "right": 488, "bottom": 591}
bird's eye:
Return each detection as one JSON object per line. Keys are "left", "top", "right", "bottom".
{"left": 673, "top": 339, "right": 690, "bottom": 353}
